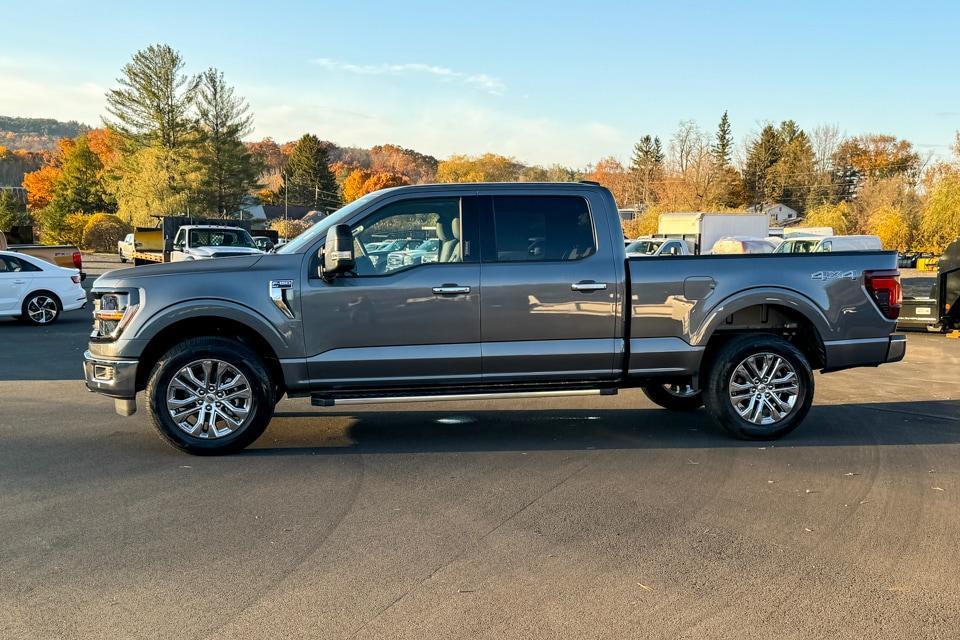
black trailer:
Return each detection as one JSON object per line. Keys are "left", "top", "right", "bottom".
{"left": 899, "top": 238, "right": 960, "bottom": 331}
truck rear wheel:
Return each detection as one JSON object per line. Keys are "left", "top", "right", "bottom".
{"left": 641, "top": 383, "right": 704, "bottom": 411}
{"left": 703, "top": 335, "right": 813, "bottom": 440}
{"left": 145, "top": 337, "right": 275, "bottom": 455}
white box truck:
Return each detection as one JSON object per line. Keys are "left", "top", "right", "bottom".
{"left": 657, "top": 212, "right": 769, "bottom": 254}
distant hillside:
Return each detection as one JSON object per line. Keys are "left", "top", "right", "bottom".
{"left": 0, "top": 115, "right": 92, "bottom": 152}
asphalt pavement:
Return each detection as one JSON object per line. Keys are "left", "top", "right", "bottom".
{"left": 1, "top": 277, "right": 959, "bottom": 639}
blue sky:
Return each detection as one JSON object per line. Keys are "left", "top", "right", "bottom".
{"left": 1, "top": 0, "right": 958, "bottom": 166}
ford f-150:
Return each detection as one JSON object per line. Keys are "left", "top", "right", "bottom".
{"left": 83, "top": 183, "right": 905, "bottom": 454}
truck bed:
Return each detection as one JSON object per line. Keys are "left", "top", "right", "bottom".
{"left": 626, "top": 250, "right": 901, "bottom": 375}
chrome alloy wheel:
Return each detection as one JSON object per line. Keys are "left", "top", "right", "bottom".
{"left": 729, "top": 352, "right": 800, "bottom": 426}
{"left": 27, "top": 295, "right": 58, "bottom": 324}
{"left": 166, "top": 359, "right": 254, "bottom": 439}
{"left": 663, "top": 383, "right": 698, "bottom": 398}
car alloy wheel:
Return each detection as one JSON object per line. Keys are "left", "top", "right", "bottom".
{"left": 728, "top": 352, "right": 800, "bottom": 425}
{"left": 166, "top": 359, "right": 254, "bottom": 439}
{"left": 26, "top": 295, "right": 59, "bottom": 324}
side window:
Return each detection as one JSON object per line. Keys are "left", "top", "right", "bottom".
{"left": 664, "top": 242, "right": 681, "bottom": 256}
{"left": 173, "top": 229, "right": 185, "bottom": 248}
{"left": 351, "top": 197, "right": 462, "bottom": 276}
{"left": 490, "top": 196, "right": 595, "bottom": 262}
{"left": 0, "top": 256, "right": 40, "bottom": 272}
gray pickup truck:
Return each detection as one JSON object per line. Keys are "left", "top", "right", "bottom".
{"left": 83, "top": 183, "right": 905, "bottom": 454}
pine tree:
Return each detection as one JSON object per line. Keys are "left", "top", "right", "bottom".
{"left": 0, "top": 189, "right": 30, "bottom": 231}
{"left": 711, "top": 111, "right": 733, "bottom": 166}
{"left": 629, "top": 135, "right": 664, "bottom": 204}
{"left": 104, "top": 44, "right": 198, "bottom": 150}
{"left": 195, "top": 69, "right": 261, "bottom": 215}
{"left": 284, "top": 134, "right": 340, "bottom": 210}
{"left": 743, "top": 125, "right": 784, "bottom": 207}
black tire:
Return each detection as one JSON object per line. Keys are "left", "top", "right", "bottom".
{"left": 119, "top": 255, "right": 127, "bottom": 263}
{"left": 703, "top": 334, "right": 813, "bottom": 440}
{"left": 20, "top": 291, "right": 62, "bottom": 325}
{"left": 146, "top": 337, "right": 275, "bottom": 455}
{"left": 642, "top": 383, "right": 704, "bottom": 411}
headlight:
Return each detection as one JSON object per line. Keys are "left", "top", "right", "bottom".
{"left": 91, "top": 291, "right": 139, "bottom": 341}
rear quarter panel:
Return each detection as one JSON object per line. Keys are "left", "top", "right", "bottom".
{"left": 629, "top": 251, "right": 899, "bottom": 346}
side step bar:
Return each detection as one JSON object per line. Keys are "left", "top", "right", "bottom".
{"left": 311, "top": 387, "right": 617, "bottom": 407}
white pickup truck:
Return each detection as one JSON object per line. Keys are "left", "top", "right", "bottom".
{"left": 131, "top": 223, "right": 263, "bottom": 265}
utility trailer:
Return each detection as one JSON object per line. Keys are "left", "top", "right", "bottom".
{"left": 656, "top": 212, "right": 769, "bottom": 254}
{"left": 899, "top": 237, "right": 960, "bottom": 332}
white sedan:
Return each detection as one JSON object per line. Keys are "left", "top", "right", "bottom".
{"left": 0, "top": 250, "right": 87, "bottom": 325}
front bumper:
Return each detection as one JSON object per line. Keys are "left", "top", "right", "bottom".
{"left": 83, "top": 350, "right": 138, "bottom": 399}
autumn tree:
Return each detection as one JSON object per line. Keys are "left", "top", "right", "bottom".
{"left": 22, "top": 165, "right": 62, "bottom": 210}
{"left": 342, "top": 169, "right": 408, "bottom": 203}
{"left": 804, "top": 201, "right": 852, "bottom": 235}
{"left": 436, "top": 154, "right": 523, "bottom": 183}
{"left": 284, "top": 134, "right": 339, "bottom": 210}
{"left": 833, "top": 135, "right": 921, "bottom": 183}
{"left": 194, "top": 68, "right": 261, "bottom": 215}
{"left": 920, "top": 173, "right": 960, "bottom": 251}
{"left": 39, "top": 136, "right": 114, "bottom": 238}
{"left": 369, "top": 144, "right": 438, "bottom": 183}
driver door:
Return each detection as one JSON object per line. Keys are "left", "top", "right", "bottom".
{"left": 301, "top": 195, "right": 481, "bottom": 389}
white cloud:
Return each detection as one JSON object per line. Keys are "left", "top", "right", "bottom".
{"left": 0, "top": 70, "right": 105, "bottom": 125}
{"left": 310, "top": 57, "right": 505, "bottom": 95}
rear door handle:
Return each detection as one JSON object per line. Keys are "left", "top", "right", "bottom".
{"left": 12, "top": 280, "right": 26, "bottom": 284}
{"left": 571, "top": 281, "right": 607, "bottom": 292}
{"left": 432, "top": 284, "right": 471, "bottom": 295}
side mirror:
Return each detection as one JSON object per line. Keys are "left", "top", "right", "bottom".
{"left": 320, "top": 224, "right": 355, "bottom": 279}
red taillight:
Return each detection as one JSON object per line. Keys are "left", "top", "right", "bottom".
{"left": 865, "top": 269, "right": 902, "bottom": 320}
{"left": 72, "top": 251, "right": 83, "bottom": 270}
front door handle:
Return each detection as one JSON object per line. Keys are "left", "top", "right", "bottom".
{"left": 433, "top": 284, "right": 471, "bottom": 295}
{"left": 571, "top": 281, "right": 607, "bottom": 292}
{"left": 12, "top": 280, "right": 26, "bottom": 284}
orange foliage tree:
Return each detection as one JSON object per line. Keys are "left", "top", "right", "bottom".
{"left": 342, "top": 169, "right": 409, "bottom": 203}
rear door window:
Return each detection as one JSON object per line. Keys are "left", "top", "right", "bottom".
{"left": 488, "top": 196, "right": 595, "bottom": 262}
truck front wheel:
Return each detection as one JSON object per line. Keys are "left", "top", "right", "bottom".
{"left": 703, "top": 335, "right": 813, "bottom": 440}
{"left": 145, "top": 337, "right": 276, "bottom": 455}
{"left": 641, "top": 383, "right": 704, "bottom": 411}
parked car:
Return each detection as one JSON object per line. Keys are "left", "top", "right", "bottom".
{"left": 775, "top": 235, "right": 882, "bottom": 254}
{"left": 899, "top": 237, "right": 960, "bottom": 332}
{"left": 710, "top": 236, "right": 778, "bottom": 254}
{"left": 118, "top": 233, "right": 136, "bottom": 263}
{"left": 83, "top": 182, "right": 905, "bottom": 454}
{"left": 625, "top": 236, "right": 692, "bottom": 257}
{"left": 897, "top": 251, "right": 919, "bottom": 269}
{"left": 386, "top": 238, "right": 441, "bottom": 269}
{"left": 0, "top": 250, "right": 87, "bottom": 325}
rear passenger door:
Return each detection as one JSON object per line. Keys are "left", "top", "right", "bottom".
{"left": 479, "top": 194, "right": 619, "bottom": 381}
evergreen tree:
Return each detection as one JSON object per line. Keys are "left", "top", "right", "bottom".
{"left": 284, "top": 134, "right": 339, "bottom": 210}
{"left": 630, "top": 135, "right": 664, "bottom": 204}
{"left": 743, "top": 125, "right": 784, "bottom": 207}
{"left": 195, "top": 69, "right": 261, "bottom": 215}
{"left": 0, "top": 189, "right": 30, "bottom": 231}
{"left": 105, "top": 44, "right": 198, "bottom": 151}
{"left": 711, "top": 111, "right": 733, "bottom": 166}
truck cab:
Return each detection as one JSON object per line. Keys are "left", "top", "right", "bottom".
{"left": 170, "top": 225, "right": 263, "bottom": 262}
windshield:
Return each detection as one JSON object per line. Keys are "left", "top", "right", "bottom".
{"left": 625, "top": 239, "right": 662, "bottom": 255}
{"left": 189, "top": 228, "right": 257, "bottom": 249}
{"left": 276, "top": 191, "right": 381, "bottom": 254}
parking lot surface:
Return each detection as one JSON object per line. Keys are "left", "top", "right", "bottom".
{"left": 2, "top": 281, "right": 959, "bottom": 638}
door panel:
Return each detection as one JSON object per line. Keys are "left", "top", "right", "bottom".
{"left": 301, "top": 196, "right": 481, "bottom": 389}
{"left": 479, "top": 195, "right": 619, "bottom": 380}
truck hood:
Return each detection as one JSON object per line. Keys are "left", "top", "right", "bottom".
{"left": 95, "top": 255, "right": 264, "bottom": 288}
{"left": 189, "top": 246, "right": 263, "bottom": 258}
